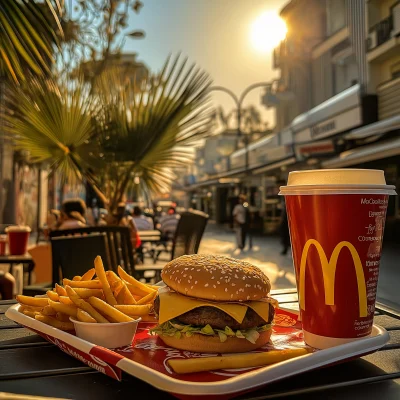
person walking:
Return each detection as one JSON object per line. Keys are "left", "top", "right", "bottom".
{"left": 280, "top": 199, "right": 290, "bottom": 255}
{"left": 233, "top": 194, "right": 249, "bottom": 252}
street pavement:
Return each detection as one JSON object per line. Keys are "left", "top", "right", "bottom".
{"left": 198, "top": 223, "right": 400, "bottom": 312}
{"left": 198, "top": 223, "right": 297, "bottom": 291}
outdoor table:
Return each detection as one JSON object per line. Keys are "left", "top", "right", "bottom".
{"left": 0, "top": 254, "right": 35, "bottom": 285}
{"left": 0, "top": 289, "right": 399, "bottom": 399}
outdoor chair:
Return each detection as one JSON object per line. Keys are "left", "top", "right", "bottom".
{"left": 23, "top": 233, "right": 108, "bottom": 296}
{"left": 136, "top": 210, "right": 209, "bottom": 282}
{"left": 49, "top": 226, "right": 135, "bottom": 275}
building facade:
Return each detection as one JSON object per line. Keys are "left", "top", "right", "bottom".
{"left": 184, "top": 0, "right": 400, "bottom": 238}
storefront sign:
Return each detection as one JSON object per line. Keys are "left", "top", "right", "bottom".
{"left": 295, "top": 107, "right": 362, "bottom": 142}
{"left": 297, "top": 140, "right": 335, "bottom": 157}
{"left": 311, "top": 120, "right": 336, "bottom": 138}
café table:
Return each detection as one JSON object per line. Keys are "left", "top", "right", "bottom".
{"left": 0, "top": 289, "right": 399, "bottom": 399}
{"left": 0, "top": 254, "right": 35, "bottom": 285}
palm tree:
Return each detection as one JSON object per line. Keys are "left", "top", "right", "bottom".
{"left": 2, "top": 55, "right": 213, "bottom": 212}
{"left": 94, "top": 55, "right": 213, "bottom": 210}
{"left": 0, "top": 0, "right": 63, "bottom": 84}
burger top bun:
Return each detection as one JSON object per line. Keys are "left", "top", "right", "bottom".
{"left": 161, "top": 254, "right": 271, "bottom": 302}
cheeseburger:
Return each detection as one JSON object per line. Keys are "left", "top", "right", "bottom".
{"left": 151, "top": 254, "right": 277, "bottom": 353}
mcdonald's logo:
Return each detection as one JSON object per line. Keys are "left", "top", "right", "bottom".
{"left": 299, "top": 239, "right": 367, "bottom": 317}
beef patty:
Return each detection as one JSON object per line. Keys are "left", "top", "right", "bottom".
{"left": 154, "top": 296, "right": 275, "bottom": 330}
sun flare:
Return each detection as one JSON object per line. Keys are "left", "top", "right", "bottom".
{"left": 250, "top": 12, "right": 287, "bottom": 53}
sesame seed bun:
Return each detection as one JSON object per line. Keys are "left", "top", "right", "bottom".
{"left": 159, "top": 329, "right": 272, "bottom": 354}
{"left": 161, "top": 254, "right": 271, "bottom": 302}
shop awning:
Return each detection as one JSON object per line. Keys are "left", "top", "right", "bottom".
{"left": 322, "top": 137, "right": 400, "bottom": 168}
{"left": 344, "top": 115, "right": 400, "bottom": 139}
{"left": 185, "top": 157, "right": 296, "bottom": 190}
{"left": 252, "top": 156, "right": 296, "bottom": 175}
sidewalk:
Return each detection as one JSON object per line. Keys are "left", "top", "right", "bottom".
{"left": 198, "top": 223, "right": 297, "bottom": 291}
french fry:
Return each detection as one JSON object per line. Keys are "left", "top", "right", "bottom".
{"left": 63, "top": 279, "right": 103, "bottom": 289}
{"left": 22, "top": 310, "right": 37, "bottom": 318}
{"left": 77, "top": 309, "right": 97, "bottom": 323}
{"left": 94, "top": 256, "right": 117, "bottom": 306}
{"left": 136, "top": 290, "right": 157, "bottom": 305}
{"left": 111, "top": 280, "right": 123, "bottom": 294}
{"left": 72, "top": 288, "right": 104, "bottom": 299}
{"left": 16, "top": 295, "right": 49, "bottom": 307}
{"left": 72, "top": 275, "right": 82, "bottom": 281}
{"left": 46, "top": 290, "right": 59, "bottom": 302}
{"left": 56, "top": 312, "right": 71, "bottom": 322}
{"left": 55, "top": 284, "right": 67, "bottom": 296}
{"left": 49, "top": 299, "right": 78, "bottom": 318}
{"left": 146, "top": 284, "right": 160, "bottom": 290}
{"left": 65, "top": 286, "right": 109, "bottom": 323}
{"left": 19, "top": 305, "right": 44, "bottom": 313}
{"left": 81, "top": 268, "right": 96, "bottom": 281}
{"left": 118, "top": 266, "right": 155, "bottom": 295}
{"left": 59, "top": 296, "right": 74, "bottom": 305}
{"left": 114, "top": 304, "right": 152, "bottom": 316}
{"left": 123, "top": 281, "right": 154, "bottom": 298}
{"left": 42, "top": 305, "right": 56, "bottom": 316}
{"left": 116, "top": 284, "right": 128, "bottom": 305}
{"left": 120, "top": 281, "right": 136, "bottom": 305}
{"left": 88, "top": 297, "right": 133, "bottom": 322}
{"left": 106, "top": 270, "right": 121, "bottom": 285}
{"left": 140, "top": 314, "right": 158, "bottom": 323}
{"left": 168, "top": 348, "right": 309, "bottom": 374}
{"left": 35, "top": 314, "right": 75, "bottom": 331}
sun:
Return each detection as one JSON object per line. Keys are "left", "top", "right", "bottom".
{"left": 250, "top": 12, "right": 287, "bottom": 53}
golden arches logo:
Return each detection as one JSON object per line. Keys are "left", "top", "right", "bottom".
{"left": 299, "top": 239, "right": 367, "bottom": 317}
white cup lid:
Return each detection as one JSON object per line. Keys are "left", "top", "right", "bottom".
{"left": 279, "top": 169, "right": 397, "bottom": 195}
{"left": 5, "top": 225, "right": 31, "bottom": 233}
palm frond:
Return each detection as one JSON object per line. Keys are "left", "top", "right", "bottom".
{"left": 96, "top": 55, "right": 213, "bottom": 204}
{"left": 0, "top": 0, "right": 62, "bottom": 83}
{"left": 2, "top": 76, "right": 101, "bottom": 184}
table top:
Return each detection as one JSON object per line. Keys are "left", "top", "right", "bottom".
{"left": 0, "top": 289, "right": 399, "bottom": 399}
{"left": 0, "top": 254, "right": 33, "bottom": 263}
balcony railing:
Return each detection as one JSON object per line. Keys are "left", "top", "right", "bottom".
{"left": 367, "top": 14, "right": 393, "bottom": 51}
{"left": 377, "top": 76, "right": 400, "bottom": 120}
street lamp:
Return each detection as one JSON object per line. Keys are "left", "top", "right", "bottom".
{"left": 210, "top": 81, "right": 279, "bottom": 172}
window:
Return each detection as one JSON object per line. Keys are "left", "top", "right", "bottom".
{"left": 326, "top": 0, "right": 346, "bottom": 36}
{"left": 333, "top": 53, "right": 358, "bottom": 94}
{"left": 391, "top": 61, "right": 400, "bottom": 79}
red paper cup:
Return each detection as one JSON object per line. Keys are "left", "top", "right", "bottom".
{"left": 5, "top": 226, "right": 31, "bottom": 256}
{"left": 0, "top": 235, "right": 7, "bottom": 256}
{"left": 280, "top": 169, "right": 397, "bottom": 349}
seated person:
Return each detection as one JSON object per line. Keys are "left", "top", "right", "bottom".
{"left": 158, "top": 207, "right": 180, "bottom": 240}
{"left": 109, "top": 203, "right": 140, "bottom": 249}
{"left": 57, "top": 198, "right": 87, "bottom": 230}
{"left": 132, "top": 206, "right": 154, "bottom": 231}
{"left": 0, "top": 271, "right": 15, "bottom": 300}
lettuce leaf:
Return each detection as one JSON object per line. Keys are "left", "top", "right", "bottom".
{"left": 150, "top": 320, "right": 271, "bottom": 344}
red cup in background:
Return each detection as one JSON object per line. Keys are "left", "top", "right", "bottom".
{"left": 0, "top": 235, "right": 7, "bottom": 256}
{"left": 280, "top": 169, "right": 397, "bottom": 349}
{"left": 5, "top": 226, "right": 31, "bottom": 255}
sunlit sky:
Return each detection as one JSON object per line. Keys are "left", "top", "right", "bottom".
{"left": 123, "top": 0, "right": 288, "bottom": 129}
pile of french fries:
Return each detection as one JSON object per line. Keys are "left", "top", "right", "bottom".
{"left": 16, "top": 256, "right": 158, "bottom": 330}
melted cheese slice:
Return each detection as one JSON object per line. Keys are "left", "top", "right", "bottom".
{"left": 158, "top": 291, "right": 273, "bottom": 325}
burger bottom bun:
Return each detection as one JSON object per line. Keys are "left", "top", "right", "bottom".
{"left": 159, "top": 329, "right": 272, "bottom": 354}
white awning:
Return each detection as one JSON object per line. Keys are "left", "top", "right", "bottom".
{"left": 253, "top": 157, "right": 296, "bottom": 175}
{"left": 344, "top": 115, "right": 400, "bottom": 139}
{"left": 322, "top": 138, "right": 400, "bottom": 168}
